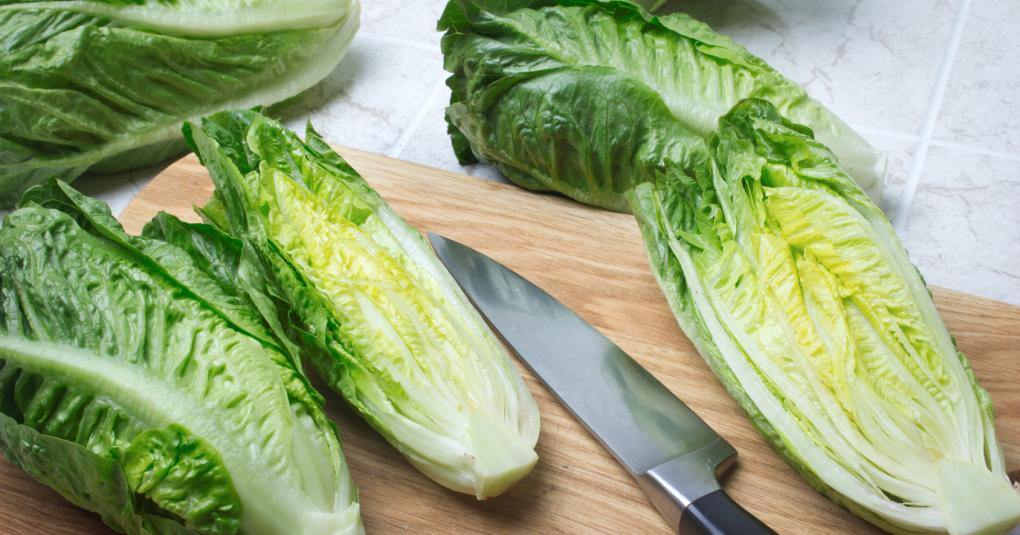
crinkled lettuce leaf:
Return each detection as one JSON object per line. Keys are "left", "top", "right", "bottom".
{"left": 439, "top": 0, "right": 883, "bottom": 211}
{"left": 0, "top": 179, "right": 363, "bottom": 534}
{"left": 629, "top": 99, "right": 1019, "bottom": 534}
{"left": 0, "top": 0, "right": 360, "bottom": 207}
{"left": 184, "top": 110, "right": 541, "bottom": 499}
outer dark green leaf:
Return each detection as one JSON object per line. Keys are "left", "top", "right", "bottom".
{"left": 119, "top": 426, "right": 239, "bottom": 534}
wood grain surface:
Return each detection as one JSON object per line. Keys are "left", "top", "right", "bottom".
{"left": 3, "top": 149, "right": 1018, "bottom": 534}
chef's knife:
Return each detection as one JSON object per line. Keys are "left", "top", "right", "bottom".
{"left": 428, "top": 233, "right": 775, "bottom": 535}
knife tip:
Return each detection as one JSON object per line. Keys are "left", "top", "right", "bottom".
{"left": 425, "top": 230, "right": 443, "bottom": 247}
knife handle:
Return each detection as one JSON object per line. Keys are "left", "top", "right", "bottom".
{"left": 678, "top": 489, "right": 776, "bottom": 535}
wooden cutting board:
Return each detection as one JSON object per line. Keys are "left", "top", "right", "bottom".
{"left": 3, "top": 149, "right": 1018, "bottom": 534}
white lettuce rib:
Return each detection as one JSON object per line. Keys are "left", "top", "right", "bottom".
{"left": 0, "top": 0, "right": 352, "bottom": 35}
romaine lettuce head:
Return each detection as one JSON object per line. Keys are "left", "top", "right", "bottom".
{"left": 439, "top": 0, "right": 884, "bottom": 211}
{"left": 0, "top": 0, "right": 360, "bottom": 207}
{"left": 629, "top": 99, "right": 1019, "bottom": 534}
{"left": 184, "top": 110, "right": 541, "bottom": 499}
{"left": 0, "top": 179, "right": 363, "bottom": 534}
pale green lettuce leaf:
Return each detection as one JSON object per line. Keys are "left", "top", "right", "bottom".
{"left": 0, "top": 0, "right": 360, "bottom": 207}
{"left": 0, "top": 179, "right": 362, "bottom": 535}
{"left": 184, "top": 110, "right": 541, "bottom": 499}
{"left": 629, "top": 99, "right": 1018, "bottom": 534}
{"left": 440, "top": 0, "right": 883, "bottom": 211}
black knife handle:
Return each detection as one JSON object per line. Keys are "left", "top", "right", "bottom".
{"left": 679, "top": 489, "right": 776, "bottom": 535}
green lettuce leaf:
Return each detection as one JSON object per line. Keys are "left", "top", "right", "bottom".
{"left": 629, "top": 99, "right": 1019, "bottom": 534}
{"left": 0, "top": 179, "right": 363, "bottom": 534}
{"left": 0, "top": 0, "right": 360, "bottom": 207}
{"left": 184, "top": 110, "right": 541, "bottom": 500}
{"left": 439, "top": 0, "right": 883, "bottom": 211}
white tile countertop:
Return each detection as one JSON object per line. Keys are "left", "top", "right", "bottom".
{"left": 73, "top": 0, "right": 1020, "bottom": 305}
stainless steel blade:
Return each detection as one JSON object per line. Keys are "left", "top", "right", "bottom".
{"left": 428, "top": 232, "right": 733, "bottom": 475}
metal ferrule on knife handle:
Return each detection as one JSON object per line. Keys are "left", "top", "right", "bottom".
{"left": 636, "top": 437, "right": 774, "bottom": 534}
{"left": 636, "top": 436, "right": 733, "bottom": 527}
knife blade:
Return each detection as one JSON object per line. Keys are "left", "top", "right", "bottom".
{"left": 428, "top": 232, "right": 775, "bottom": 535}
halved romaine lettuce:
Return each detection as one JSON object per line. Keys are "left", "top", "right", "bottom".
{"left": 439, "top": 0, "right": 884, "bottom": 211}
{"left": 0, "top": 0, "right": 360, "bottom": 207}
{"left": 184, "top": 110, "right": 541, "bottom": 499}
{"left": 629, "top": 99, "right": 1019, "bottom": 534}
{"left": 0, "top": 179, "right": 363, "bottom": 535}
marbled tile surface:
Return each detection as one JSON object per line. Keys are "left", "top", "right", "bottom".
{"left": 902, "top": 147, "right": 1020, "bottom": 302}
{"left": 935, "top": 0, "right": 1019, "bottom": 154}
{"left": 71, "top": 0, "right": 1019, "bottom": 304}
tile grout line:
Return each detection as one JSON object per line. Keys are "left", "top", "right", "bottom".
{"left": 851, "top": 125, "right": 920, "bottom": 143}
{"left": 390, "top": 79, "right": 448, "bottom": 159}
{"left": 358, "top": 31, "right": 441, "bottom": 53}
{"left": 892, "top": 0, "right": 972, "bottom": 231}
{"left": 928, "top": 139, "right": 1020, "bottom": 163}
